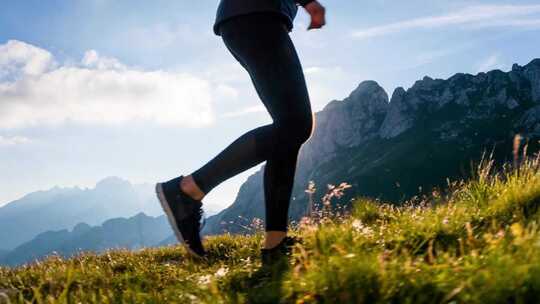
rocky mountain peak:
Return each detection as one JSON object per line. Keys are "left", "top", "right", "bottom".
{"left": 324, "top": 80, "right": 388, "bottom": 111}
{"left": 392, "top": 86, "right": 406, "bottom": 97}
{"left": 379, "top": 86, "right": 413, "bottom": 139}
{"left": 380, "top": 59, "right": 540, "bottom": 139}
{"left": 523, "top": 59, "right": 540, "bottom": 102}
{"left": 300, "top": 81, "right": 389, "bottom": 169}
{"left": 349, "top": 80, "right": 389, "bottom": 101}
{"left": 527, "top": 58, "right": 540, "bottom": 67}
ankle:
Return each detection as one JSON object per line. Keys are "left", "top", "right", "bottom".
{"left": 264, "top": 231, "right": 287, "bottom": 249}
{"left": 180, "top": 175, "right": 205, "bottom": 201}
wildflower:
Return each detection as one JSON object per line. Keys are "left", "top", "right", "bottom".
{"left": 198, "top": 274, "right": 212, "bottom": 285}
{"left": 362, "top": 227, "right": 374, "bottom": 236}
{"left": 299, "top": 216, "right": 311, "bottom": 227}
{"left": 352, "top": 219, "right": 374, "bottom": 237}
{"left": 442, "top": 218, "right": 449, "bottom": 225}
{"left": 352, "top": 219, "right": 363, "bottom": 231}
{"left": 510, "top": 223, "right": 523, "bottom": 237}
{"left": 215, "top": 267, "right": 228, "bottom": 277}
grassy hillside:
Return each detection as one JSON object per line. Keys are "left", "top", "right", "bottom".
{"left": 1, "top": 157, "right": 540, "bottom": 303}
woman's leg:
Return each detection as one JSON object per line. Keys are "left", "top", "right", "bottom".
{"left": 189, "top": 13, "right": 313, "bottom": 247}
{"left": 187, "top": 124, "right": 274, "bottom": 197}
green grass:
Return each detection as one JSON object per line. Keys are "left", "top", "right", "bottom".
{"left": 2, "top": 157, "right": 540, "bottom": 303}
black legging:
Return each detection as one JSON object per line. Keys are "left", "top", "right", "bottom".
{"left": 191, "top": 13, "right": 314, "bottom": 232}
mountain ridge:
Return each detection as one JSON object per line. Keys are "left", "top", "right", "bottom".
{"left": 202, "top": 58, "right": 540, "bottom": 236}
{"left": 0, "top": 176, "right": 162, "bottom": 250}
{"left": 0, "top": 212, "right": 171, "bottom": 266}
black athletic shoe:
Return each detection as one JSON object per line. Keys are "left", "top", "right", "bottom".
{"left": 247, "top": 236, "right": 301, "bottom": 286}
{"left": 260, "top": 236, "right": 301, "bottom": 268}
{"left": 155, "top": 175, "right": 206, "bottom": 258}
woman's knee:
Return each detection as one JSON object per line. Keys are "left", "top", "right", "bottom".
{"left": 298, "top": 112, "right": 314, "bottom": 143}
{"left": 279, "top": 113, "right": 313, "bottom": 146}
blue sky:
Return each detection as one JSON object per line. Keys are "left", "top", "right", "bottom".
{"left": 1, "top": 0, "right": 540, "bottom": 212}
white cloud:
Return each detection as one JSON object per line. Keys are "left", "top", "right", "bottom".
{"left": 304, "top": 66, "right": 323, "bottom": 75}
{"left": 352, "top": 4, "right": 540, "bottom": 39}
{"left": 81, "top": 50, "right": 126, "bottom": 70}
{"left": 0, "top": 40, "right": 216, "bottom": 129}
{"left": 0, "top": 40, "right": 55, "bottom": 79}
{"left": 0, "top": 135, "right": 30, "bottom": 146}
{"left": 221, "top": 104, "right": 266, "bottom": 118}
{"left": 214, "top": 84, "right": 239, "bottom": 101}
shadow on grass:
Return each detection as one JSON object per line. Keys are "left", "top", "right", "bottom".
{"left": 224, "top": 259, "right": 290, "bottom": 304}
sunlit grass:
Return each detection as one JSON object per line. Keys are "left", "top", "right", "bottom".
{"left": 1, "top": 156, "right": 540, "bottom": 303}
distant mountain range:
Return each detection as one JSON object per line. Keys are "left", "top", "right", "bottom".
{"left": 3, "top": 59, "right": 540, "bottom": 267}
{"left": 202, "top": 58, "right": 540, "bottom": 235}
{"left": 0, "top": 177, "right": 163, "bottom": 251}
{"left": 0, "top": 213, "right": 171, "bottom": 266}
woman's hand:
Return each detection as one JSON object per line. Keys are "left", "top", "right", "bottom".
{"left": 303, "top": 1, "right": 326, "bottom": 30}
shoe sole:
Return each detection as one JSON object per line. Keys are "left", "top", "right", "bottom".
{"left": 155, "top": 182, "right": 203, "bottom": 259}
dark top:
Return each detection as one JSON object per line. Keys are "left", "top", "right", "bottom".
{"left": 213, "top": 0, "right": 314, "bottom": 36}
